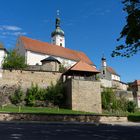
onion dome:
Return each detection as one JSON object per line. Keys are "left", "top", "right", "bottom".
{"left": 51, "top": 17, "right": 65, "bottom": 37}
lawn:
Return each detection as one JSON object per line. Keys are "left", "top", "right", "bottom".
{"left": 0, "top": 106, "right": 93, "bottom": 115}
{"left": 128, "top": 112, "right": 140, "bottom": 122}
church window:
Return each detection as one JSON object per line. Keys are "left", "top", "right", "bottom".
{"left": 103, "top": 70, "right": 105, "bottom": 75}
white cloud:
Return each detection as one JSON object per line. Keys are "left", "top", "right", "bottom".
{"left": 1, "top": 31, "right": 27, "bottom": 36}
{"left": 12, "top": 32, "right": 27, "bottom": 36}
{"left": 0, "top": 25, "right": 22, "bottom": 31}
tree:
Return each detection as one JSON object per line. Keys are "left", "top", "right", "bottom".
{"left": 112, "top": 0, "right": 140, "bottom": 57}
{"left": 2, "top": 50, "right": 27, "bottom": 69}
{"left": 10, "top": 86, "right": 24, "bottom": 106}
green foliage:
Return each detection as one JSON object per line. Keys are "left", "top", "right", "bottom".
{"left": 25, "top": 84, "right": 37, "bottom": 106}
{"left": 10, "top": 87, "right": 24, "bottom": 105}
{"left": 25, "top": 81, "right": 65, "bottom": 107}
{"left": 127, "top": 101, "right": 136, "bottom": 113}
{"left": 59, "top": 64, "right": 67, "bottom": 73}
{"left": 2, "top": 50, "right": 27, "bottom": 69}
{"left": 46, "top": 81, "right": 65, "bottom": 106}
{"left": 101, "top": 88, "right": 116, "bottom": 111}
{"left": 101, "top": 88, "right": 136, "bottom": 113}
{"left": 112, "top": 0, "right": 140, "bottom": 57}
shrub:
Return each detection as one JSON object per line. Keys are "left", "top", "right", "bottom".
{"left": 59, "top": 64, "right": 67, "bottom": 73}
{"left": 101, "top": 88, "right": 117, "bottom": 111}
{"left": 2, "top": 50, "right": 27, "bottom": 70}
{"left": 46, "top": 81, "right": 65, "bottom": 106}
{"left": 25, "top": 84, "right": 39, "bottom": 106}
{"left": 126, "top": 101, "right": 136, "bottom": 113}
{"left": 10, "top": 86, "right": 24, "bottom": 105}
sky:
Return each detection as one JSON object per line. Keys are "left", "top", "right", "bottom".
{"left": 0, "top": 0, "right": 139, "bottom": 83}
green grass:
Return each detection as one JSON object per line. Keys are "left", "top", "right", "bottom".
{"left": 0, "top": 106, "right": 94, "bottom": 115}
{"left": 128, "top": 112, "right": 140, "bottom": 122}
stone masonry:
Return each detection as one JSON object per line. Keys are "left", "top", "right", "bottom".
{"left": 65, "top": 79, "right": 102, "bottom": 113}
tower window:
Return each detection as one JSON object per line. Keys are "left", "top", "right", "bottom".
{"left": 60, "top": 43, "right": 62, "bottom": 46}
{"left": 103, "top": 70, "right": 105, "bottom": 75}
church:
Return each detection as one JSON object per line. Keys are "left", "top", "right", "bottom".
{"left": 15, "top": 16, "right": 96, "bottom": 70}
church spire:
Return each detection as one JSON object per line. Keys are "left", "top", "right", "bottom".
{"left": 56, "top": 10, "right": 60, "bottom": 28}
{"left": 51, "top": 10, "right": 65, "bottom": 47}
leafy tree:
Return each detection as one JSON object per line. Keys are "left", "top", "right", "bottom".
{"left": 2, "top": 50, "right": 27, "bottom": 69}
{"left": 101, "top": 88, "right": 117, "bottom": 111}
{"left": 10, "top": 86, "right": 24, "bottom": 105}
{"left": 126, "top": 100, "right": 136, "bottom": 112}
{"left": 112, "top": 0, "right": 140, "bottom": 57}
{"left": 59, "top": 64, "right": 67, "bottom": 73}
{"left": 46, "top": 81, "right": 65, "bottom": 106}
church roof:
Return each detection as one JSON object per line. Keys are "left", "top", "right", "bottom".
{"left": 19, "top": 36, "right": 94, "bottom": 65}
{"left": 0, "top": 43, "right": 4, "bottom": 49}
{"left": 133, "top": 80, "right": 140, "bottom": 86}
{"left": 106, "top": 66, "right": 120, "bottom": 76}
{"left": 41, "top": 56, "right": 60, "bottom": 63}
{"left": 66, "top": 60, "right": 100, "bottom": 73}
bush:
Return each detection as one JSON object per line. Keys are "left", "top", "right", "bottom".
{"left": 25, "top": 84, "right": 39, "bottom": 106}
{"left": 126, "top": 101, "right": 136, "bottom": 113}
{"left": 10, "top": 86, "right": 24, "bottom": 105}
{"left": 46, "top": 81, "right": 65, "bottom": 106}
{"left": 101, "top": 88, "right": 136, "bottom": 113}
{"left": 59, "top": 64, "right": 67, "bottom": 73}
{"left": 2, "top": 50, "right": 27, "bottom": 70}
{"left": 101, "top": 88, "right": 117, "bottom": 111}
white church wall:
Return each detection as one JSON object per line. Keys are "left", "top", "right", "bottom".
{"left": 111, "top": 74, "right": 120, "bottom": 81}
{"left": 26, "top": 50, "right": 76, "bottom": 67}
{"left": 0, "top": 50, "right": 6, "bottom": 68}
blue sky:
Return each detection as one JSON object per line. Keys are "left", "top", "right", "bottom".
{"left": 0, "top": 0, "right": 139, "bottom": 82}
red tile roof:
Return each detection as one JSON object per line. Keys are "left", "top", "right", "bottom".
{"left": 133, "top": 80, "right": 140, "bottom": 86}
{"left": 106, "top": 66, "right": 120, "bottom": 76}
{"left": 19, "top": 36, "right": 94, "bottom": 65}
{"left": 68, "top": 60, "right": 100, "bottom": 73}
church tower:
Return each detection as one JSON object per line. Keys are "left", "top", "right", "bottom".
{"left": 51, "top": 11, "right": 65, "bottom": 47}
{"left": 101, "top": 56, "right": 107, "bottom": 76}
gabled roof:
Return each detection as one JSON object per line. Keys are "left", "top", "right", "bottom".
{"left": 41, "top": 56, "right": 60, "bottom": 64}
{"left": 0, "top": 43, "right": 8, "bottom": 53}
{"left": 19, "top": 36, "right": 94, "bottom": 65}
{"left": 66, "top": 60, "right": 100, "bottom": 73}
{"left": 106, "top": 66, "right": 120, "bottom": 76}
{"left": 133, "top": 80, "right": 140, "bottom": 86}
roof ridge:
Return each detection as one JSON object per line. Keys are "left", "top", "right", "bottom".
{"left": 19, "top": 36, "right": 93, "bottom": 65}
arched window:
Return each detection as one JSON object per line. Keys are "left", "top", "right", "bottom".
{"left": 103, "top": 70, "right": 105, "bottom": 75}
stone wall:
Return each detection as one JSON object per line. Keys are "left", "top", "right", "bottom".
{"left": 65, "top": 79, "right": 102, "bottom": 113}
{"left": 0, "top": 70, "right": 62, "bottom": 104}
{"left": 0, "top": 70, "right": 62, "bottom": 89}
{"left": 0, "top": 113, "right": 128, "bottom": 123}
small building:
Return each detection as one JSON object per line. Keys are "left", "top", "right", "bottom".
{"left": 100, "top": 56, "right": 120, "bottom": 81}
{"left": 41, "top": 56, "right": 60, "bottom": 71}
{"left": 63, "top": 60, "right": 102, "bottom": 113}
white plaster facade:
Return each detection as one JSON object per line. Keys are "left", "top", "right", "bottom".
{"left": 0, "top": 49, "right": 7, "bottom": 68}
{"left": 52, "top": 35, "right": 65, "bottom": 47}
{"left": 111, "top": 74, "right": 121, "bottom": 81}
{"left": 16, "top": 47, "right": 77, "bottom": 68}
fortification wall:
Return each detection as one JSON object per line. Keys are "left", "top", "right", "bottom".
{"left": 65, "top": 79, "right": 102, "bottom": 113}
{"left": 0, "top": 70, "right": 62, "bottom": 89}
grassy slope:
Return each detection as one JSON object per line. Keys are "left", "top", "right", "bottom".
{"left": 0, "top": 106, "right": 93, "bottom": 115}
